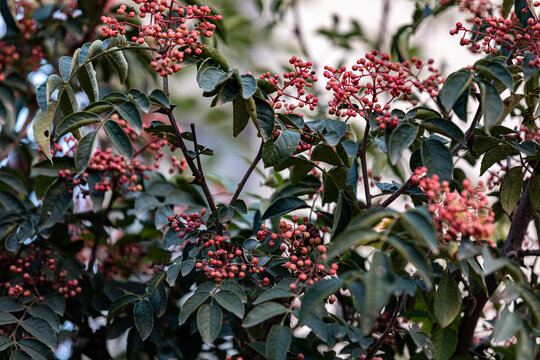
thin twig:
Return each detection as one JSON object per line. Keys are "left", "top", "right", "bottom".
{"left": 190, "top": 123, "right": 204, "bottom": 174}
{"left": 365, "top": 293, "right": 406, "bottom": 360}
{"left": 519, "top": 249, "right": 540, "bottom": 257}
{"left": 359, "top": 123, "right": 372, "bottom": 208}
{"left": 162, "top": 75, "right": 217, "bottom": 212}
{"left": 230, "top": 140, "right": 264, "bottom": 204}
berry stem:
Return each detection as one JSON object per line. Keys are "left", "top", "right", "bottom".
{"left": 359, "top": 122, "right": 372, "bottom": 208}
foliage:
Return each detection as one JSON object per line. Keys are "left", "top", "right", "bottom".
{"left": 0, "top": 0, "right": 539, "bottom": 359}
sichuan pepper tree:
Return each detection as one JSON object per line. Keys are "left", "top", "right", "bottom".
{"left": 0, "top": 0, "right": 539, "bottom": 359}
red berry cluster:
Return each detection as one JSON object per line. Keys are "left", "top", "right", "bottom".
{"left": 0, "top": 44, "right": 18, "bottom": 81}
{"left": 440, "top": 0, "right": 495, "bottom": 20}
{"left": 101, "top": 1, "right": 222, "bottom": 76}
{"left": 413, "top": 167, "right": 495, "bottom": 245}
{"left": 112, "top": 113, "right": 137, "bottom": 140}
{"left": 323, "top": 51, "right": 443, "bottom": 123}
{"left": 168, "top": 209, "right": 208, "bottom": 240}
{"left": 450, "top": 7, "right": 540, "bottom": 64}
{"left": 88, "top": 148, "right": 150, "bottom": 192}
{"left": 50, "top": 135, "right": 78, "bottom": 157}
{"left": 260, "top": 56, "right": 319, "bottom": 113}
{"left": 256, "top": 216, "right": 338, "bottom": 291}
{"left": 520, "top": 124, "right": 540, "bottom": 142}
{"left": 1, "top": 245, "right": 82, "bottom": 301}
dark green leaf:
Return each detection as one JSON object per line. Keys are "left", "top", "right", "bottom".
{"left": 253, "top": 287, "right": 292, "bottom": 305}
{"left": 104, "top": 121, "right": 133, "bottom": 161}
{"left": 128, "top": 89, "right": 151, "bottom": 113}
{"left": 420, "top": 118, "right": 465, "bottom": 144}
{"left": 388, "top": 123, "right": 417, "bottom": 165}
{"left": 28, "top": 305, "right": 60, "bottom": 331}
{"left": 134, "top": 300, "right": 154, "bottom": 341}
{"left": 432, "top": 325, "right": 457, "bottom": 360}
{"left": 106, "top": 49, "right": 129, "bottom": 84}
{"left": 475, "top": 61, "right": 514, "bottom": 90}
{"left": 107, "top": 294, "right": 139, "bottom": 323}
{"left": 197, "top": 303, "right": 222, "bottom": 344}
{"left": 386, "top": 235, "right": 432, "bottom": 288}
{"left": 262, "top": 130, "right": 301, "bottom": 167}
{"left": 326, "top": 229, "right": 379, "bottom": 260}
{"left": 0, "top": 333, "right": 12, "bottom": 351}
{"left": 179, "top": 291, "right": 210, "bottom": 325}
{"left": 21, "top": 317, "right": 57, "bottom": 350}
{"left": 76, "top": 63, "right": 99, "bottom": 103}
{"left": 480, "top": 145, "right": 519, "bottom": 175}
{"left": 58, "top": 56, "right": 73, "bottom": 82}
{"left": 149, "top": 89, "right": 170, "bottom": 108}
{"left": 311, "top": 144, "right": 342, "bottom": 166}
{"left": 299, "top": 278, "right": 342, "bottom": 323}
{"left": 439, "top": 70, "right": 473, "bottom": 112}
{"left": 39, "top": 179, "right": 72, "bottom": 229}
{"left": 434, "top": 270, "right": 461, "bottom": 327}
{"left": 254, "top": 97, "right": 275, "bottom": 140}
{"left": 400, "top": 209, "right": 439, "bottom": 253}
{"left": 265, "top": 325, "right": 291, "bottom": 360}
{"left": 421, "top": 137, "right": 453, "bottom": 181}
{"left": 116, "top": 102, "right": 142, "bottom": 135}
{"left": 55, "top": 112, "right": 101, "bottom": 139}
{"left": 243, "top": 302, "right": 287, "bottom": 327}
{"left": 74, "top": 131, "right": 97, "bottom": 172}
{"left": 241, "top": 74, "right": 257, "bottom": 99}
{"left": 0, "top": 311, "right": 17, "bottom": 325}
{"left": 214, "top": 290, "right": 244, "bottom": 318}
{"left": 492, "top": 307, "right": 521, "bottom": 342}
{"left": 478, "top": 80, "right": 503, "bottom": 131}
{"left": 18, "top": 339, "right": 55, "bottom": 360}
{"left": 33, "top": 102, "right": 59, "bottom": 162}
{"left": 261, "top": 197, "right": 308, "bottom": 220}
{"left": 500, "top": 166, "right": 523, "bottom": 214}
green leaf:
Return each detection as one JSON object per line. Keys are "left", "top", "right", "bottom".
{"left": 480, "top": 144, "right": 519, "bottom": 175}
{"left": 421, "top": 137, "right": 453, "bottom": 181}
{"left": 530, "top": 174, "right": 540, "bottom": 214}
{"left": 85, "top": 101, "right": 115, "bottom": 114}
{"left": 262, "top": 130, "right": 301, "bottom": 167}
{"left": 243, "top": 302, "right": 287, "bottom": 327}
{"left": 299, "top": 278, "right": 342, "bottom": 323}
{"left": 254, "top": 97, "right": 275, "bottom": 139}
{"left": 179, "top": 291, "right": 210, "bottom": 325}
{"left": 196, "top": 303, "right": 222, "bottom": 344}
{"left": 18, "top": 339, "right": 55, "bottom": 360}
{"left": 386, "top": 235, "right": 432, "bottom": 288}
{"left": 78, "top": 40, "right": 103, "bottom": 64}
{"left": 214, "top": 290, "right": 244, "bottom": 318}
{"left": 261, "top": 197, "right": 308, "bottom": 220}
{"left": 515, "top": 0, "right": 534, "bottom": 25}
{"left": 475, "top": 61, "right": 514, "bottom": 90}
{"left": 311, "top": 144, "right": 343, "bottom": 166}
{"left": 128, "top": 89, "right": 151, "bottom": 113}
{"left": 431, "top": 325, "right": 457, "bottom": 360}
{"left": 500, "top": 166, "right": 523, "bottom": 214}
{"left": 45, "top": 74, "right": 64, "bottom": 101}
{"left": 104, "top": 120, "right": 133, "bottom": 161}
{"left": 253, "top": 287, "right": 292, "bottom": 305}
{"left": 0, "top": 298, "right": 25, "bottom": 312}
{"left": 232, "top": 97, "right": 251, "bottom": 137}
{"left": 420, "top": 118, "right": 465, "bottom": 144}
{"left": 58, "top": 56, "right": 73, "bottom": 82}
{"left": 388, "top": 123, "right": 417, "bottom": 165}
{"left": 74, "top": 131, "right": 97, "bottom": 172}
{"left": 400, "top": 208, "right": 439, "bottom": 254}
{"left": 522, "top": 53, "right": 539, "bottom": 82}
{"left": 166, "top": 263, "right": 180, "bottom": 286}
{"left": 134, "top": 300, "right": 154, "bottom": 341}
{"left": 33, "top": 102, "right": 59, "bottom": 162}
{"left": 181, "top": 260, "right": 195, "bottom": 276}
{"left": 492, "top": 307, "right": 521, "bottom": 342}
{"left": 116, "top": 102, "right": 142, "bottom": 135}
{"left": 28, "top": 305, "right": 60, "bottom": 331}
{"left": 55, "top": 111, "right": 101, "bottom": 139}
{"left": 21, "top": 317, "right": 57, "bottom": 350}
{"left": 149, "top": 89, "right": 170, "bottom": 108}
{"left": 149, "top": 284, "right": 167, "bottom": 317}
{"left": 241, "top": 74, "right": 257, "bottom": 99}
{"left": 220, "top": 281, "right": 247, "bottom": 303}
{"left": 106, "top": 49, "right": 129, "bottom": 84}
{"left": 199, "top": 67, "right": 226, "bottom": 92}
{"left": 31, "top": 157, "right": 76, "bottom": 177}
{"left": 434, "top": 270, "right": 461, "bottom": 327}
{"left": 265, "top": 325, "right": 291, "bottom": 360}
{"left": 0, "top": 311, "right": 17, "bottom": 325}
{"left": 0, "top": 333, "right": 12, "bottom": 351}
{"left": 478, "top": 80, "right": 503, "bottom": 131}
{"left": 502, "top": 0, "right": 513, "bottom": 17}
{"left": 439, "top": 70, "right": 473, "bottom": 112}
{"left": 107, "top": 294, "right": 139, "bottom": 323}
{"left": 516, "top": 284, "right": 540, "bottom": 324}
{"left": 326, "top": 229, "right": 380, "bottom": 260}
{"left": 38, "top": 179, "right": 72, "bottom": 230}
{"left": 58, "top": 85, "right": 79, "bottom": 119}
{"left": 76, "top": 63, "right": 99, "bottom": 103}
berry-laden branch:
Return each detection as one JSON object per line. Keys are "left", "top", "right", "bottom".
{"left": 359, "top": 123, "right": 372, "bottom": 208}
{"left": 162, "top": 75, "right": 217, "bottom": 212}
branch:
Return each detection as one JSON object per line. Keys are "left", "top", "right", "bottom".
{"left": 162, "top": 76, "right": 217, "bottom": 212}
{"left": 519, "top": 249, "right": 540, "bottom": 257}
{"left": 501, "top": 162, "right": 540, "bottom": 257}
{"left": 190, "top": 123, "right": 204, "bottom": 174}
{"left": 230, "top": 140, "right": 264, "bottom": 204}
{"left": 359, "top": 123, "right": 372, "bottom": 208}
{"left": 365, "top": 293, "right": 406, "bottom": 360}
